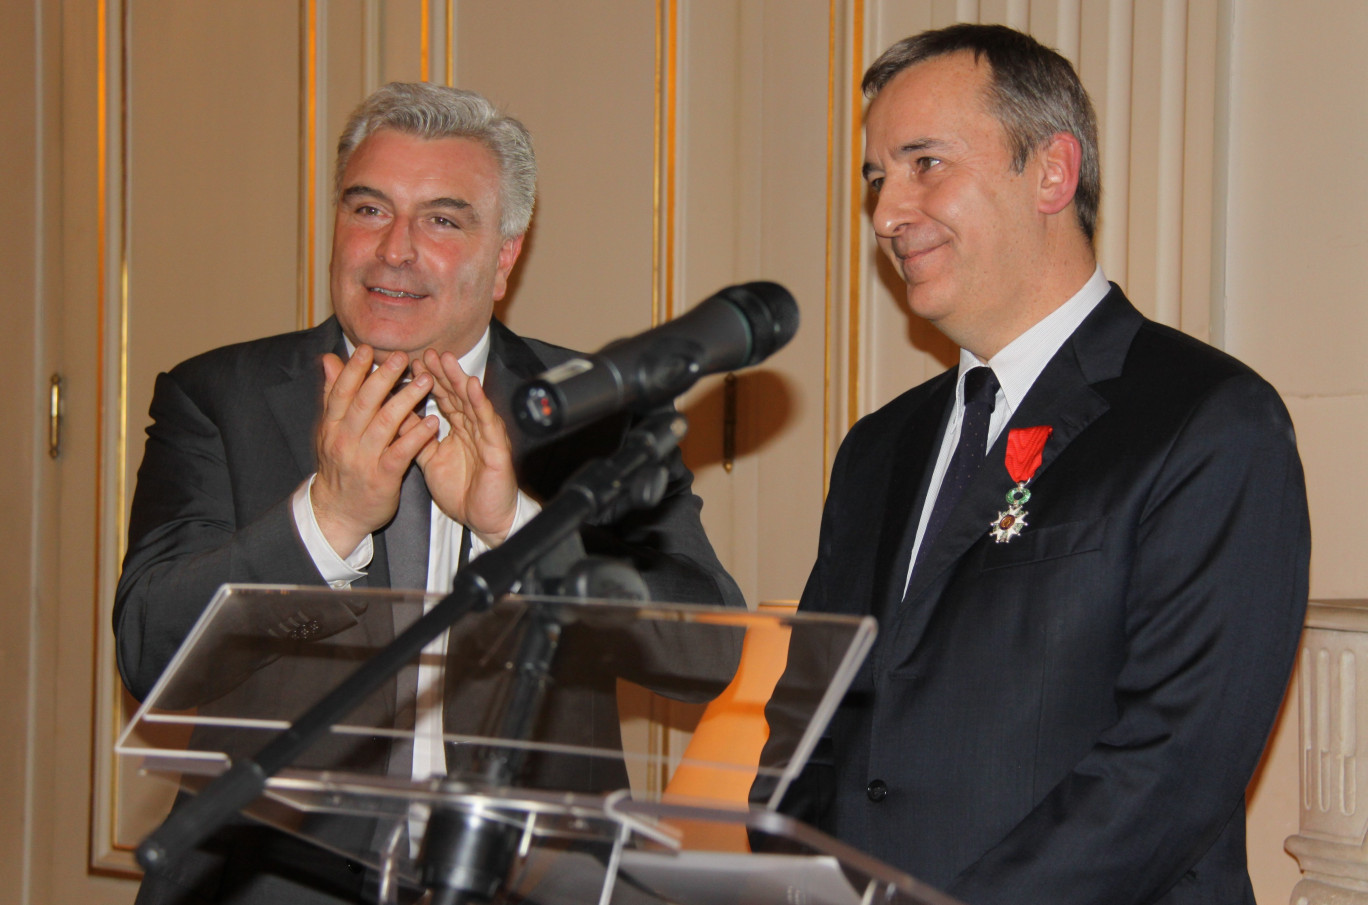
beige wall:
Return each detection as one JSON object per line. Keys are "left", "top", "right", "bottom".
{"left": 0, "top": 0, "right": 46, "bottom": 902}
{"left": 1226, "top": 2, "right": 1368, "bottom": 898}
{"left": 5, "top": 2, "right": 1364, "bottom": 903}
{"left": 1223, "top": 0, "right": 1368, "bottom": 600}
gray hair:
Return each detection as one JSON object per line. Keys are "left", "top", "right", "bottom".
{"left": 864, "top": 24, "right": 1100, "bottom": 242}
{"left": 334, "top": 82, "right": 537, "bottom": 238}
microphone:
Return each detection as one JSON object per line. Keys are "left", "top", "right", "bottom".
{"left": 514, "top": 281, "right": 799, "bottom": 435}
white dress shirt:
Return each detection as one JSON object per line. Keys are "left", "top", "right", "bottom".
{"left": 903, "top": 266, "right": 1110, "bottom": 595}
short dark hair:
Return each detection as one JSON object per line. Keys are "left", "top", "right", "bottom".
{"left": 864, "top": 23, "right": 1100, "bottom": 242}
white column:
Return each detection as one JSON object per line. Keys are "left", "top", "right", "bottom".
{"left": 1288, "top": 600, "right": 1368, "bottom": 905}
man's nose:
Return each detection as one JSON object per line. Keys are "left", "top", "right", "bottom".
{"left": 871, "top": 178, "right": 918, "bottom": 239}
{"left": 377, "top": 218, "right": 417, "bottom": 266}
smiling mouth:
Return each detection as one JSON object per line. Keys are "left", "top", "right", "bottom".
{"left": 893, "top": 241, "right": 949, "bottom": 270}
{"left": 892, "top": 236, "right": 943, "bottom": 259}
{"left": 369, "top": 286, "right": 426, "bottom": 299}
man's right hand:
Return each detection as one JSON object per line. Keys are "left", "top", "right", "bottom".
{"left": 310, "top": 345, "right": 438, "bottom": 556}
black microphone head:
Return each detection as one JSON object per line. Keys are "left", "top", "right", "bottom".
{"left": 716, "top": 282, "right": 800, "bottom": 366}
{"left": 512, "top": 282, "right": 799, "bottom": 437}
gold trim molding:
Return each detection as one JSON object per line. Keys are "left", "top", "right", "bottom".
{"left": 94, "top": 0, "right": 140, "bottom": 876}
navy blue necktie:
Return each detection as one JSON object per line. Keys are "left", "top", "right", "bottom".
{"left": 910, "top": 366, "right": 999, "bottom": 581}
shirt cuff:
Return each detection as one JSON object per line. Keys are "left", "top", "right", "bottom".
{"left": 470, "top": 490, "right": 541, "bottom": 557}
{"left": 292, "top": 474, "right": 373, "bottom": 588}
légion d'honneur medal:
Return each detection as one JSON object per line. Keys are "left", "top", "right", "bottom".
{"left": 990, "top": 425, "right": 1053, "bottom": 543}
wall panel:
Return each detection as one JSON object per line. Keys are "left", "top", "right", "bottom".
{"left": 453, "top": 1, "right": 659, "bottom": 353}
{"left": 1, "top": 0, "right": 49, "bottom": 901}
{"left": 739, "top": 1, "right": 834, "bottom": 601}
{"left": 98, "top": 0, "right": 307, "bottom": 872}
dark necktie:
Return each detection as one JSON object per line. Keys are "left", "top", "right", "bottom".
{"left": 909, "top": 366, "right": 999, "bottom": 581}
{"left": 387, "top": 459, "right": 474, "bottom": 779}
{"left": 387, "top": 463, "right": 431, "bottom": 782}
{"left": 387, "top": 462, "right": 432, "bottom": 591}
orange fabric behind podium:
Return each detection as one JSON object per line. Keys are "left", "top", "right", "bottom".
{"left": 660, "top": 602, "right": 796, "bottom": 850}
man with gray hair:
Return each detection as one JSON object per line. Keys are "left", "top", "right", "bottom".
{"left": 116, "top": 82, "right": 743, "bottom": 904}
{"left": 759, "top": 23, "right": 1308, "bottom": 905}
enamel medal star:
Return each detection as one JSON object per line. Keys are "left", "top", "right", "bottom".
{"left": 991, "top": 484, "right": 1032, "bottom": 543}
{"left": 990, "top": 425, "right": 1053, "bottom": 543}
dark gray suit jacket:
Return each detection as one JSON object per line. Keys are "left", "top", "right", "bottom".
{"left": 115, "top": 316, "right": 744, "bottom": 904}
{"left": 759, "top": 287, "right": 1309, "bottom": 905}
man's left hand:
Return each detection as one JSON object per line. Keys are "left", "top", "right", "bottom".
{"left": 409, "top": 348, "right": 519, "bottom": 545}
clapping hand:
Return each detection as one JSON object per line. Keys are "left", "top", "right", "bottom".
{"left": 310, "top": 345, "right": 439, "bottom": 555}
{"left": 409, "top": 348, "right": 519, "bottom": 545}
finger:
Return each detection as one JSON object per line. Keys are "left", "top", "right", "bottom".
{"left": 437, "top": 350, "right": 473, "bottom": 387}
{"left": 421, "top": 349, "right": 461, "bottom": 403}
{"left": 348, "top": 348, "right": 410, "bottom": 423}
{"left": 411, "top": 426, "right": 440, "bottom": 470}
{"left": 410, "top": 355, "right": 460, "bottom": 423}
{"left": 466, "top": 377, "right": 513, "bottom": 450}
{"left": 385, "top": 368, "right": 433, "bottom": 420}
{"left": 362, "top": 368, "right": 433, "bottom": 455}
{"left": 444, "top": 352, "right": 485, "bottom": 419}
{"left": 321, "top": 351, "right": 345, "bottom": 392}
{"left": 395, "top": 409, "right": 427, "bottom": 437}
{"left": 422, "top": 349, "right": 473, "bottom": 425}
{"left": 322, "top": 345, "right": 373, "bottom": 421}
{"left": 383, "top": 412, "right": 440, "bottom": 471}
{"left": 461, "top": 375, "right": 497, "bottom": 426}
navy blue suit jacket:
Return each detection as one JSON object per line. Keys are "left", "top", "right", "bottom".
{"left": 761, "top": 286, "right": 1309, "bottom": 905}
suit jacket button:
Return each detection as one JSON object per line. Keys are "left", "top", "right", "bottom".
{"left": 866, "top": 779, "right": 888, "bottom": 802}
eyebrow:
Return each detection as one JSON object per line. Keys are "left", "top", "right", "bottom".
{"left": 341, "top": 184, "right": 389, "bottom": 204}
{"left": 862, "top": 137, "right": 953, "bottom": 180}
{"left": 340, "top": 186, "right": 481, "bottom": 224}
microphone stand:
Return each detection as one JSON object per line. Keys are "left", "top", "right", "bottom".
{"left": 418, "top": 600, "right": 566, "bottom": 905}
{"left": 136, "top": 412, "right": 689, "bottom": 898}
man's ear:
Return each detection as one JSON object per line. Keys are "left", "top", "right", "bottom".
{"left": 491, "top": 234, "right": 525, "bottom": 302}
{"left": 1036, "top": 131, "right": 1082, "bottom": 217}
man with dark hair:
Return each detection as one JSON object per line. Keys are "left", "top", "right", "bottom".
{"left": 760, "top": 23, "right": 1308, "bottom": 905}
{"left": 116, "top": 82, "right": 743, "bottom": 905}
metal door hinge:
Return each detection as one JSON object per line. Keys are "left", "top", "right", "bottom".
{"left": 48, "top": 374, "right": 62, "bottom": 459}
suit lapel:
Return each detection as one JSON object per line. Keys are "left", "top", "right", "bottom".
{"left": 263, "top": 318, "right": 342, "bottom": 477}
{"left": 870, "top": 375, "right": 955, "bottom": 629}
{"left": 483, "top": 317, "right": 550, "bottom": 466}
{"left": 892, "top": 286, "right": 1141, "bottom": 650}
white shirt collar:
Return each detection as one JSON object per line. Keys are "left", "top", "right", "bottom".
{"left": 956, "top": 265, "right": 1110, "bottom": 416}
{"left": 341, "top": 324, "right": 492, "bottom": 384}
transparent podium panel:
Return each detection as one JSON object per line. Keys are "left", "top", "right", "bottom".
{"left": 114, "top": 584, "right": 944, "bottom": 903}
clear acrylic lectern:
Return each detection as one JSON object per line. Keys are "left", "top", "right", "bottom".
{"left": 116, "top": 584, "right": 960, "bottom": 905}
